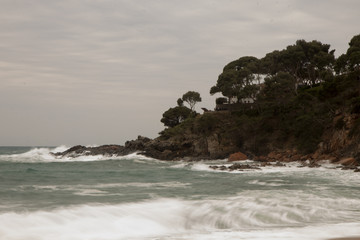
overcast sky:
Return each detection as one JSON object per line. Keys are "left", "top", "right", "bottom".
{"left": 1, "top": 0, "right": 359, "bottom": 146}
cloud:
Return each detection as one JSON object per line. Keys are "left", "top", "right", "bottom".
{"left": 1, "top": 0, "right": 359, "bottom": 145}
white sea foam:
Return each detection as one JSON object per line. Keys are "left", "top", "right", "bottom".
{"left": 1, "top": 195, "right": 360, "bottom": 240}
{"left": 184, "top": 161, "right": 360, "bottom": 183}
{"left": 14, "top": 181, "right": 192, "bottom": 197}
{"left": 0, "top": 146, "right": 156, "bottom": 163}
{"left": 247, "top": 179, "right": 288, "bottom": 187}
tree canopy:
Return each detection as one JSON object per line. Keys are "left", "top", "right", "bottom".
{"left": 335, "top": 34, "right": 360, "bottom": 74}
{"left": 160, "top": 106, "right": 192, "bottom": 128}
{"left": 211, "top": 39, "right": 336, "bottom": 103}
{"left": 210, "top": 56, "right": 262, "bottom": 103}
{"left": 182, "top": 91, "right": 202, "bottom": 111}
{"left": 160, "top": 91, "right": 201, "bottom": 128}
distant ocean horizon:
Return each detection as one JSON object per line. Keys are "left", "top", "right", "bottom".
{"left": 1, "top": 146, "right": 360, "bottom": 240}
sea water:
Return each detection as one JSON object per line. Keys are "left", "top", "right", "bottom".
{"left": 0, "top": 146, "right": 360, "bottom": 240}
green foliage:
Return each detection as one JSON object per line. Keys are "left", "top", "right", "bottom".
{"left": 261, "top": 39, "right": 335, "bottom": 88}
{"left": 293, "top": 114, "right": 324, "bottom": 153}
{"left": 347, "top": 34, "right": 360, "bottom": 71}
{"left": 210, "top": 56, "right": 262, "bottom": 101}
{"left": 195, "top": 114, "right": 218, "bottom": 134}
{"left": 261, "top": 72, "right": 296, "bottom": 105}
{"left": 160, "top": 106, "right": 192, "bottom": 128}
{"left": 182, "top": 91, "right": 202, "bottom": 110}
{"left": 335, "top": 34, "right": 360, "bottom": 74}
{"left": 177, "top": 98, "right": 184, "bottom": 107}
{"left": 159, "top": 117, "right": 195, "bottom": 139}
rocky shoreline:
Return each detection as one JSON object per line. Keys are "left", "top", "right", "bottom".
{"left": 52, "top": 135, "right": 360, "bottom": 172}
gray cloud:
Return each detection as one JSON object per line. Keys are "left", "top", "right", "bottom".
{"left": 1, "top": 0, "right": 359, "bottom": 146}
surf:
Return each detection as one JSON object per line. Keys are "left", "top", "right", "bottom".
{"left": 1, "top": 197, "right": 360, "bottom": 240}
{"left": 0, "top": 146, "right": 154, "bottom": 163}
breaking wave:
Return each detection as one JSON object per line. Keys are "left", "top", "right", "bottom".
{"left": 1, "top": 195, "right": 360, "bottom": 240}
{"left": 0, "top": 146, "right": 153, "bottom": 163}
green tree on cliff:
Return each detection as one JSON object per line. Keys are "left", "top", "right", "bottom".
{"left": 161, "top": 106, "right": 192, "bottom": 128}
{"left": 259, "top": 72, "right": 296, "bottom": 110}
{"left": 182, "top": 91, "right": 202, "bottom": 111}
{"left": 210, "top": 56, "right": 262, "bottom": 103}
{"left": 335, "top": 34, "right": 360, "bottom": 74}
{"left": 262, "top": 40, "right": 335, "bottom": 92}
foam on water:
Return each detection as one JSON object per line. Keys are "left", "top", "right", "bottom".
{"left": 13, "top": 181, "right": 192, "bottom": 197}
{"left": 1, "top": 195, "right": 360, "bottom": 240}
{"left": 0, "top": 146, "right": 155, "bottom": 163}
{"left": 1, "top": 147, "right": 360, "bottom": 240}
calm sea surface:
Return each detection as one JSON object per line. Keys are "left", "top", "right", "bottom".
{"left": 1, "top": 146, "right": 360, "bottom": 240}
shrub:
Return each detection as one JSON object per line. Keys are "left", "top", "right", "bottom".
{"left": 196, "top": 114, "right": 218, "bottom": 135}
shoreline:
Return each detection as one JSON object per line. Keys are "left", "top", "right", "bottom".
{"left": 329, "top": 238, "right": 360, "bottom": 240}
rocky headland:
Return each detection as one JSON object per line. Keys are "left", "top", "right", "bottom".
{"left": 54, "top": 34, "right": 360, "bottom": 171}
{"left": 52, "top": 109, "right": 360, "bottom": 172}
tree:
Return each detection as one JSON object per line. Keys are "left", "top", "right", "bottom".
{"left": 335, "top": 34, "right": 360, "bottom": 75}
{"left": 347, "top": 34, "right": 360, "bottom": 71}
{"left": 177, "top": 98, "right": 184, "bottom": 107}
{"left": 182, "top": 91, "right": 202, "bottom": 111}
{"left": 210, "top": 56, "right": 262, "bottom": 103}
{"left": 259, "top": 72, "right": 296, "bottom": 109}
{"left": 160, "top": 106, "right": 192, "bottom": 128}
{"left": 261, "top": 40, "right": 335, "bottom": 94}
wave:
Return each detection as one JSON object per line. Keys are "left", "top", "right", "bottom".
{"left": 13, "top": 182, "right": 192, "bottom": 197}
{"left": 1, "top": 196, "right": 360, "bottom": 240}
{"left": 0, "top": 146, "right": 155, "bottom": 163}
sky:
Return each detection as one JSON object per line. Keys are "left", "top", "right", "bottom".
{"left": 1, "top": 0, "right": 359, "bottom": 146}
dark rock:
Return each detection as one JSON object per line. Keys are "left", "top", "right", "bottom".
{"left": 52, "top": 144, "right": 126, "bottom": 158}
{"left": 308, "top": 161, "right": 321, "bottom": 168}
{"left": 229, "top": 163, "right": 261, "bottom": 170}
{"left": 209, "top": 163, "right": 261, "bottom": 171}
{"left": 219, "top": 165, "right": 227, "bottom": 170}
{"left": 274, "top": 162, "right": 286, "bottom": 167}
{"left": 341, "top": 165, "right": 358, "bottom": 170}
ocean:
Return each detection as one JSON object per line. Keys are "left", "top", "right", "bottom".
{"left": 0, "top": 146, "right": 360, "bottom": 240}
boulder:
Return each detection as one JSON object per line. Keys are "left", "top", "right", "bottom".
{"left": 228, "top": 152, "right": 248, "bottom": 162}
{"left": 338, "top": 157, "right": 358, "bottom": 166}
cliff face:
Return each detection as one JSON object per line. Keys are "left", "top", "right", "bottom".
{"left": 53, "top": 110, "right": 359, "bottom": 163}
{"left": 145, "top": 107, "right": 360, "bottom": 162}
{"left": 316, "top": 112, "right": 360, "bottom": 160}
{"left": 146, "top": 112, "right": 241, "bottom": 160}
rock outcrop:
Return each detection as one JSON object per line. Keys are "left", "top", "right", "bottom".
{"left": 53, "top": 109, "right": 360, "bottom": 164}
{"left": 52, "top": 144, "right": 126, "bottom": 158}
{"left": 52, "top": 132, "right": 239, "bottom": 161}
{"left": 228, "top": 152, "right": 248, "bottom": 161}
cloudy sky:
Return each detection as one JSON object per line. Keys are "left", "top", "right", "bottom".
{"left": 1, "top": 0, "right": 359, "bottom": 146}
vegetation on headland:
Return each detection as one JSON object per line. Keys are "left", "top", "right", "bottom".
{"left": 159, "top": 34, "right": 360, "bottom": 160}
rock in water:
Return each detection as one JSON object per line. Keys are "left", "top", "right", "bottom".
{"left": 228, "top": 152, "right": 248, "bottom": 162}
{"left": 338, "top": 157, "right": 358, "bottom": 166}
